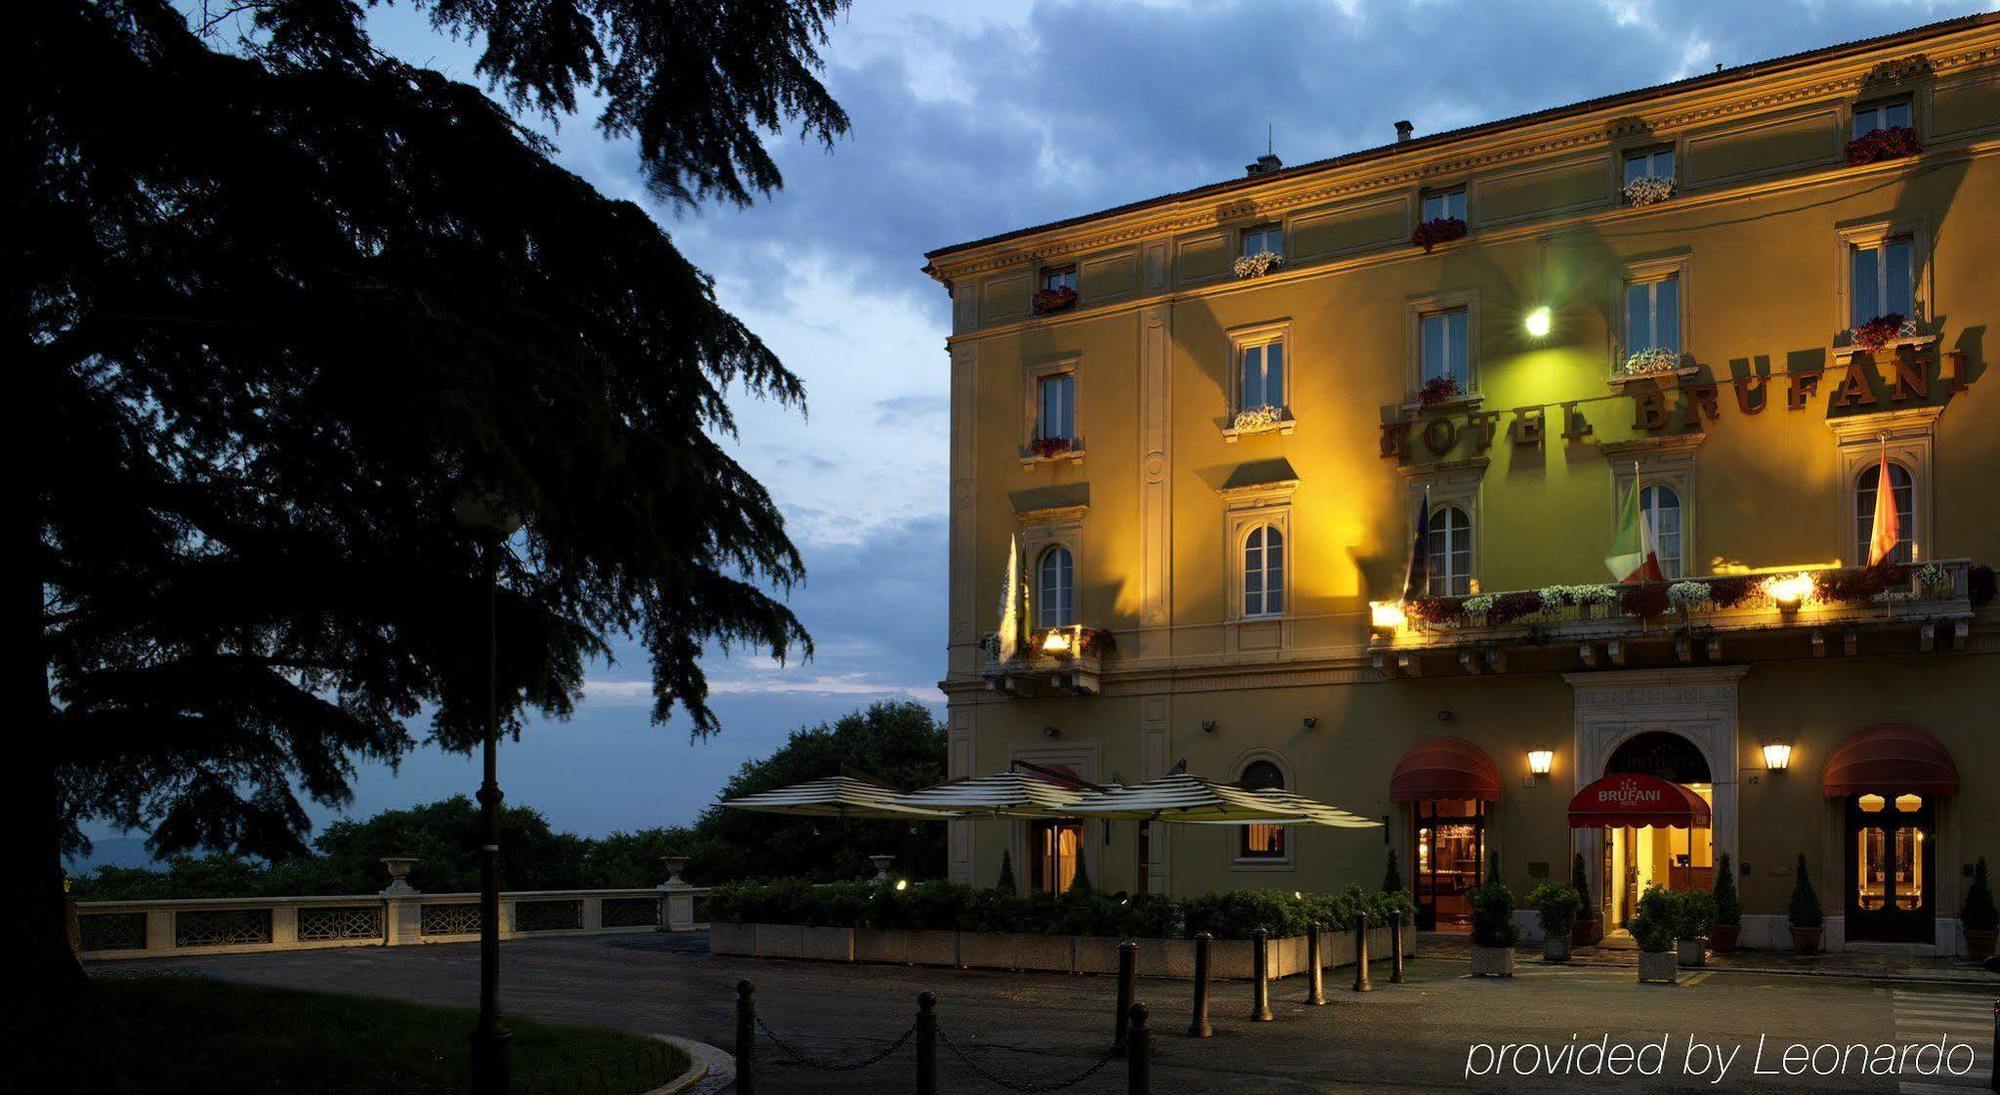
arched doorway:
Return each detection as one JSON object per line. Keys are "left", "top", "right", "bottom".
{"left": 1391, "top": 738, "right": 1502, "bottom": 933}
{"left": 1824, "top": 724, "right": 1959, "bottom": 944}
{"left": 1601, "top": 731, "right": 1714, "bottom": 926}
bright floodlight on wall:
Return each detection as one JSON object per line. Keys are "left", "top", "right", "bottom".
{"left": 1524, "top": 306, "right": 1553, "bottom": 338}
{"left": 1527, "top": 748, "right": 1555, "bottom": 776}
{"left": 1762, "top": 742, "right": 1794, "bottom": 772}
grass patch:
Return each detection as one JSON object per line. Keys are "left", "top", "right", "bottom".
{"left": 49, "top": 974, "right": 688, "bottom": 1094}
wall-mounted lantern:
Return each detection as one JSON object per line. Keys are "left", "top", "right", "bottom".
{"left": 1527, "top": 748, "right": 1555, "bottom": 777}
{"left": 1762, "top": 742, "right": 1794, "bottom": 772}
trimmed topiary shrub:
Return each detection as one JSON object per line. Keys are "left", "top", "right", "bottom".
{"left": 1383, "top": 848, "right": 1403, "bottom": 894}
{"left": 1713, "top": 854, "right": 1740, "bottom": 926}
{"left": 1469, "top": 860, "right": 1521, "bottom": 948}
{"left": 1630, "top": 884, "right": 1675, "bottom": 953}
{"left": 1962, "top": 857, "right": 1997, "bottom": 933}
{"left": 1526, "top": 881, "right": 1582, "bottom": 939}
{"left": 994, "top": 850, "right": 1016, "bottom": 894}
{"left": 1789, "top": 854, "right": 1823, "bottom": 928}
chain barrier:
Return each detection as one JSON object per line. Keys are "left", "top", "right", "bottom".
{"left": 754, "top": 1013, "right": 915, "bottom": 1072}
{"left": 935, "top": 1024, "right": 1118, "bottom": 1093}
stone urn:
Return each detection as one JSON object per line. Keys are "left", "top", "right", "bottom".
{"left": 380, "top": 857, "right": 421, "bottom": 896}
{"left": 868, "top": 854, "right": 897, "bottom": 884}
{"left": 661, "top": 855, "right": 690, "bottom": 887}
{"left": 1789, "top": 925, "right": 1824, "bottom": 954}
{"left": 1638, "top": 950, "right": 1679, "bottom": 984}
{"left": 1676, "top": 937, "right": 1707, "bottom": 967}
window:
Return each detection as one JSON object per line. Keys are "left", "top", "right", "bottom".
{"left": 1852, "top": 98, "right": 1913, "bottom": 138}
{"left": 1855, "top": 461, "right": 1915, "bottom": 564}
{"left": 1427, "top": 505, "right": 1473, "bottom": 596}
{"left": 1243, "top": 525, "right": 1285, "bottom": 617}
{"left": 1421, "top": 188, "right": 1467, "bottom": 222}
{"left": 1036, "top": 546, "right": 1075, "bottom": 628}
{"left": 1240, "top": 341, "right": 1285, "bottom": 411}
{"left": 1420, "top": 308, "right": 1470, "bottom": 385}
{"left": 1624, "top": 147, "right": 1675, "bottom": 186}
{"left": 1029, "top": 819, "right": 1083, "bottom": 894}
{"left": 1237, "top": 760, "right": 1286, "bottom": 859}
{"left": 1641, "top": 484, "right": 1682, "bottom": 579}
{"left": 1040, "top": 265, "right": 1076, "bottom": 292}
{"left": 1036, "top": 373, "right": 1075, "bottom": 442}
{"left": 1242, "top": 224, "right": 1283, "bottom": 258}
{"left": 1623, "top": 274, "right": 1681, "bottom": 357}
{"left": 1849, "top": 236, "right": 1914, "bottom": 326}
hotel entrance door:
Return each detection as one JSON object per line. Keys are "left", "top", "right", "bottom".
{"left": 1414, "top": 799, "right": 1484, "bottom": 932}
{"left": 1845, "top": 792, "right": 1934, "bottom": 943}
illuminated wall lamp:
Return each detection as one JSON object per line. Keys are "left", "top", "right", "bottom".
{"left": 1527, "top": 748, "right": 1555, "bottom": 777}
{"left": 1762, "top": 742, "right": 1794, "bottom": 772}
{"left": 1764, "top": 573, "right": 1813, "bottom": 612}
{"left": 1369, "top": 600, "right": 1407, "bottom": 636}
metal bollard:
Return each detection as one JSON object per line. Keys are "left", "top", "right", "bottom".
{"left": 1188, "top": 932, "right": 1214, "bottom": 1038}
{"left": 1352, "top": 913, "right": 1373, "bottom": 993}
{"left": 1250, "top": 928, "right": 1274, "bottom": 1021}
{"left": 1127, "top": 1003, "right": 1151, "bottom": 1095}
{"left": 735, "top": 980, "right": 756, "bottom": 1095}
{"left": 916, "top": 991, "right": 937, "bottom": 1095}
{"left": 1390, "top": 915, "right": 1406, "bottom": 984}
{"left": 1114, "top": 939, "right": 1138, "bottom": 1055}
{"left": 1305, "top": 921, "right": 1326, "bottom": 1006}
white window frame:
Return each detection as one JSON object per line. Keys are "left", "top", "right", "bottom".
{"left": 1035, "top": 373, "right": 1075, "bottom": 443}
{"left": 1227, "top": 319, "right": 1293, "bottom": 417}
{"left": 1406, "top": 289, "right": 1479, "bottom": 399}
{"left": 1853, "top": 460, "right": 1916, "bottom": 566}
{"left": 1034, "top": 544, "right": 1076, "bottom": 629}
{"left": 1220, "top": 476, "right": 1296, "bottom": 655}
{"left": 1241, "top": 223, "right": 1284, "bottom": 259}
{"left": 1419, "top": 186, "right": 1467, "bottom": 224}
{"left": 1227, "top": 749, "right": 1295, "bottom": 871}
{"left": 1640, "top": 483, "right": 1685, "bottom": 580}
{"left": 1851, "top": 96, "right": 1914, "bottom": 138}
{"left": 1606, "top": 434, "right": 1703, "bottom": 581}
{"left": 1622, "top": 145, "right": 1676, "bottom": 188}
{"left": 1426, "top": 505, "right": 1475, "bottom": 597}
{"left": 1021, "top": 355, "right": 1084, "bottom": 463}
{"left": 1040, "top": 264, "right": 1077, "bottom": 293}
{"left": 1836, "top": 219, "right": 1929, "bottom": 337}
{"left": 1610, "top": 254, "right": 1692, "bottom": 381}
{"left": 1241, "top": 523, "right": 1285, "bottom": 619}
{"left": 1401, "top": 462, "right": 1484, "bottom": 598}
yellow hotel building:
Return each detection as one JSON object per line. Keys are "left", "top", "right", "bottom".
{"left": 923, "top": 14, "right": 2000, "bottom": 954}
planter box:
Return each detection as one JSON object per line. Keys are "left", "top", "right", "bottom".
{"left": 708, "top": 922, "right": 753, "bottom": 957}
{"left": 1469, "top": 946, "right": 1515, "bottom": 977}
{"left": 958, "top": 930, "right": 1022, "bottom": 971}
{"left": 1676, "top": 938, "right": 1707, "bottom": 967}
{"left": 1138, "top": 937, "right": 1191, "bottom": 978}
{"left": 801, "top": 926, "right": 854, "bottom": 963}
{"left": 752, "top": 923, "right": 804, "bottom": 960}
{"left": 1073, "top": 936, "right": 1124, "bottom": 975}
{"left": 1543, "top": 936, "right": 1571, "bottom": 962}
{"left": 1016, "top": 933, "right": 1075, "bottom": 972}
{"left": 1638, "top": 950, "right": 1679, "bottom": 984}
{"left": 855, "top": 927, "right": 908, "bottom": 965}
{"left": 1709, "top": 923, "right": 1740, "bottom": 954}
{"left": 907, "top": 929, "right": 959, "bottom": 968}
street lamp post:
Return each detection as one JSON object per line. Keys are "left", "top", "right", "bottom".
{"left": 456, "top": 495, "right": 521, "bottom": 1095}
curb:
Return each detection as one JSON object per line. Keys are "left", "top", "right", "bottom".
{"left": 1560, "top": 958, "right": 1998, "bottom": 988}
{"left": 648, "top": 1034, "right": 732, "bottom": 1095}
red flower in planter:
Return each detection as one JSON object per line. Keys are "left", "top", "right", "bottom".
{"left": 1845, "top": 126, "right": 1921, "bottom": 166}
{"left": 1028, "top": 436, "right": 1074, "bottom": 459}
{"left": 1486, "top": 591, "right": 1542, "bottom": 627}
{"left": 1850, "top": 313, "right": 1907, "bottom": 352}
{"left": 1619, "top": 584, "right": 1670, "bottom": 620}
{"left": 1416, "top": 375, "right": 1462, "bottom": 408}
{"left": 1705, "top": 575, "right": 1760, "bottom": 610}
{"left": 1404, "top": 596, "right": 1465, "bottom": 627}
{"left": 1031, "top": 286, "right": 1078, "bottom": 315}
{"left": 1411, "top": 216, "right": 1468, "bottom": 253}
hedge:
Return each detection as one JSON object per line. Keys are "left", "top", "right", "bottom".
{"left": 704, "top": 879, "right": 1414, "bottom": 940}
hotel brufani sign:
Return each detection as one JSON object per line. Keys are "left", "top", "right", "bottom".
{"left": 1380, "top": 347, "right": 1972, "bottom": 460}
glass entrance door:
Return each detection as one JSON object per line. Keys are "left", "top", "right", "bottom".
{"left": 1846, "top": 793, "right": 1934, "bottom": 943}
{"left": 1414, "top": 800, "right": 1484, "bottom": 932}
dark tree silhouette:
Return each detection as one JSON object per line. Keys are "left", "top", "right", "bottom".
{"left": 21, "top": 0, "right": 849, "bottom": 998}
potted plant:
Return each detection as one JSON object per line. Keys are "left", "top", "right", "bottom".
{"left": 1845, "top": 125, "right": 1921, "bottom": 166}
{"left": 1961, "top": 856, "right": 1997, "bottom": 961}
{"left": 1674, "top": 889, "right": 1716, "bottom": 967}
{"left": 1710, "top": 854, "right": 1741, "bottom": 953}
{"left": 1416, "top": 374, "right": 1462, "bottom": 408}
{"left": 1031, "top": 285, "right": 1077, "bottom": 315}
{"left": 1468, "top": 859, "right": 1520, "bottom": 977}
{"left": 1527, "top": 881, "right": 1582, "bottom": 962}
{"left": 1410, "top": 215, "right": 1468, "bottom": 253}
{"left": 1788, "top": 853, "right": 1824, "bottom": 954}
{"left": 1632, "top": 884, "right": 1678, "bottom": 984}
{"left": 1570, "top": 854, "right": 1601, "bottom": 947}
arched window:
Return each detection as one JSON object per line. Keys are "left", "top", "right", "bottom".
{"left": 1243, "top": 525, "right": 1285, "bottom": 617}
{"left": 1426, "top": 506, "right": 1473, "bottom": 596}
{"left": 1238, "top": 759, "right": 1286, "bottom": 860}
{"left": 1036, "top": 546, "right": 1075, "bottom": 629}
{"left": 1640, "top": 484, "right": 1682, "bottom": 579}
{"left": 1855, "top": 462, "right": 1914, "bottom": 564}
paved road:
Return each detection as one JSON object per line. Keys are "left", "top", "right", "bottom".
{"left": 118, "top": 932, "right": 1998, "bottom": 1093}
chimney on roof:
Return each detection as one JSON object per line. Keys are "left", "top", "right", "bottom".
{"left": 1395, "top": 120, "right": 1414, "bottom": 143}
{"left": 1245, "top": 153, "right": 1283, "bottom": 177}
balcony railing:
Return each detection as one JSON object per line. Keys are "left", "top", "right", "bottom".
{"left": 1369, "top": 559, "right": 1982, "bottom": 675}
{"left": 979, "top": 624, "right": 1113, "bottom": 696}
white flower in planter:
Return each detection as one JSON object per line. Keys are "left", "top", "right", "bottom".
{"left": 1623, "top": 347, "right": 1681, "bottom": 376}
{"left": 1233, "top": 251, "right": 1283, "bottom": 279}
{"left": 1462, "top": 594, "right": 1495, "bottom": 617}
{"left": 1668, "top": 581, "right": 1712, "bottom": 612}
{"left": 1623, "top": 176, "right": 1677, "bottom": 207}
{"left": 1231, "top": 403, "right": 1282, "bottom": 431}
{"left": 1915, "top": 562, "right": 1952, "bottom": 599}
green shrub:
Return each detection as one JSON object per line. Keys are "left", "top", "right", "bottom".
{"left": 1673, "top": 889, "right": 1716, "bottom": 940}
{"left": 1788, "top": 854, "right": 1823, "bottom": 928}
{"left": 1630, "top": 884, "right": 1675, "bottom": 953}
{"left": 994, "top": 850, "right": 1016, "bottom": 894}
{"left": 1526, "top": 882, "right": 1582, "bottom": 938}
{"left": 1962, "top": 857, "right": 1997, "bottom": 933}
{"left": 1382, "top": 849, "right": 1403, "bottom": 893}
{"left": 1570, "top": 853, "right": 1594, "bottom": 916}
{"left": 1468, "top": 875, "right": 1520, "bottom": 948}
{"left": 1712, "top": 854, "right": 1741, "bottom": 926}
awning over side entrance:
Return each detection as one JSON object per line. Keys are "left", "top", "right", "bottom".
{"left": 1821, "top": 723, "right": 1961, "bottom": 797}
{"left": 1390, "top": 737, "right": 1502, "bottom": 802}
{"left": 1567, "top": 773, "right": 1711, "bottom": 829}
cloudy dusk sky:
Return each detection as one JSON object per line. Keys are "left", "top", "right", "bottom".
{"left": 88, "top": 0, "right": 1993, "bottom": 857}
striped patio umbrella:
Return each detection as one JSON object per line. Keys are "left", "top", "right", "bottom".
{"left": 894, "top": 771, "right": 1089, "bottom": 819}
{"left": 718, "top": 776, "right": 953, "bottom": 819}
{"left": 1241, "top": 789, "right": 1384, "bottom": 830}
{"left": 1062, "top": 773, "right": 1311, "bottom": 824}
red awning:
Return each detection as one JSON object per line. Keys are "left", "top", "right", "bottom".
{"left": 1568, "top": 774, "right": 1711, "bottom": 829}
{"left": 1822, "top": 724, "right": 1960, "bottom": 798}
{"left": 1391, "top": 737, "right": 1502, "bottom": 802}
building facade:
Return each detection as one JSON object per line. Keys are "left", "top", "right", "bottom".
{"left": 923, "top": 15, "right": 2000, "bottom": 953}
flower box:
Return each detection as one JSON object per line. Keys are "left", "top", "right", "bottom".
{"left": 1469, "top": 946, "right": 1515, "bottom": 977}
{"left": 856, "top": 926, "right": 908, "bottom": 964}
{"left": 1543, "top": 935, "right": 1571, "bottom": 962}
{"left": 1233, "top": 251, "right": 1283, "bottom": 279}
{"left": 1031, "top": 286, "right": 1078, "bottom": 315}
{"left": 1416, "top": 375, "right": 1462, "bottom": 408}
{"left": 708, "top": 921, "right": 753, "bottom": 956}
{"left": 1846, "top": 126, "right": 1921, "bottom": 166}
{"left": 1622, "top": 176, "right": 1676, "bottom": 207}
{"left": 1026, "top": 436, "right": 1076, "bottom": 460}
{"left": 1622, "top": 347, "right": 1681, "bottom": 377}
{"left": 1847, "top": 313, "right": 1915, "bottom": 352}
{"left": 907, "top": 928, "right": 960, "bottom": 967}
{"left": 801, "top": 926, "right": 855, "bottom": 962}
{"left": 1638, "top": 950, "right": 1679, "bottom": 984}
{"left": 752, "top": 922, "right": 804, "bottom": 959}
{"left": 1411, "top": 216, "right": 1468, "bottom": 253}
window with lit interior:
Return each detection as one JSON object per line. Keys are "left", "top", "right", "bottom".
{"left": 1237, "top": 759, "right": 1286, "bottom": 859}
{"left": 1040, "top": 265, "right": 1076, "bottom": 293}
{"left": 1036, "top": 545, "right": 1075, "bottom": 629}
{"left": 1243, "top": 525, "right": 1285, "bottom": 618}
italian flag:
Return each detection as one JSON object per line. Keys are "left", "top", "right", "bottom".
{"left": 1605, "top": 472, "right": 1664, "bottom": 583}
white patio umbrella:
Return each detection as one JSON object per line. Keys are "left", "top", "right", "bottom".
{"left": 894, "top": 771, "right": 1089, "bottom": 819}
{"left": 718, "top": 775, "right": 953, "bottom": 819}
{"left": 1061, "top": 773, "right": 1315, "bottom": 824}
{"left": 1238, "top": 789, "right": 1384, "bottom": 830}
